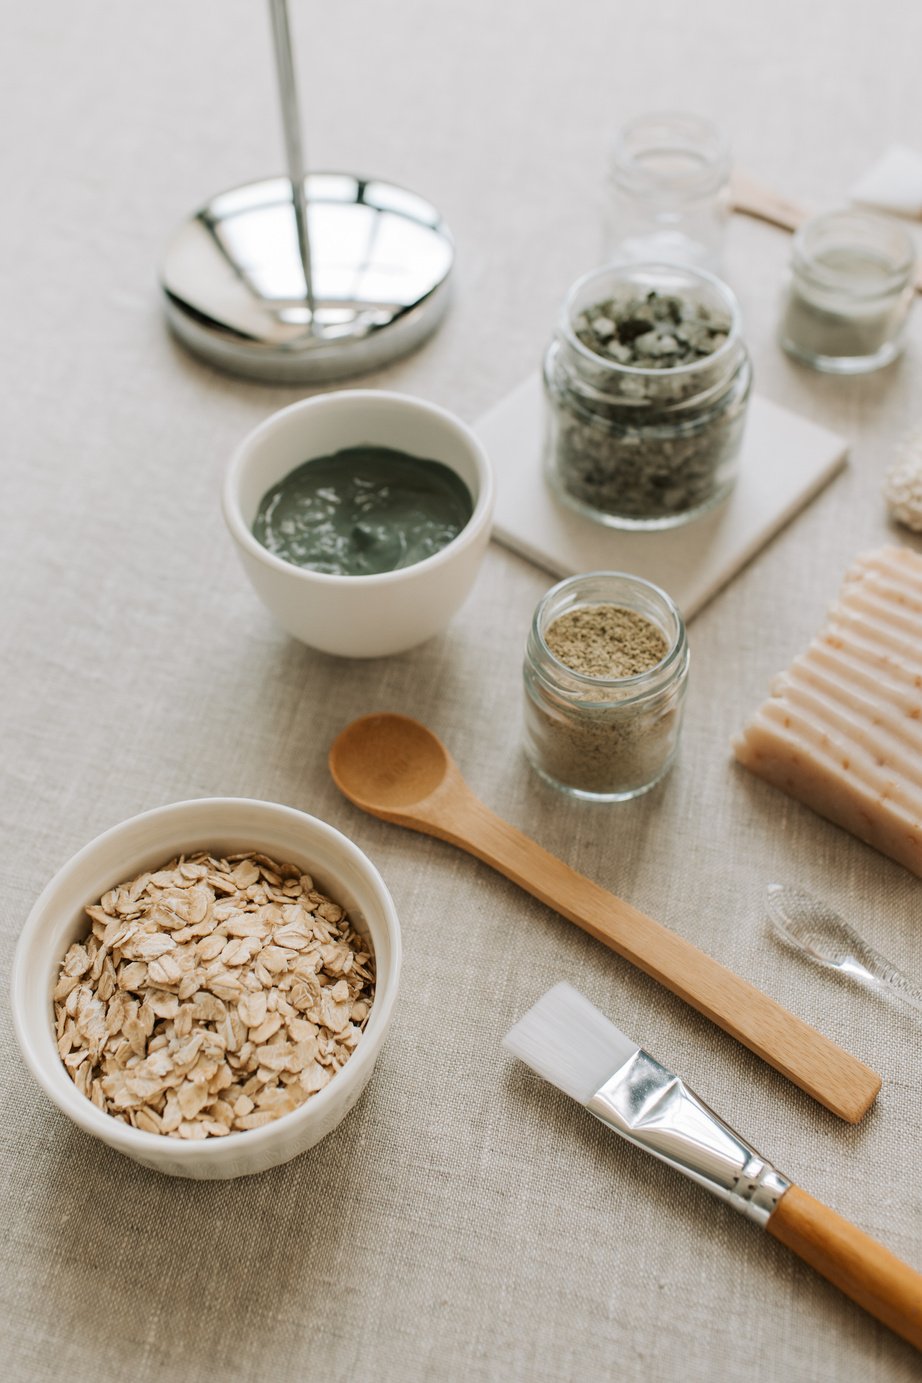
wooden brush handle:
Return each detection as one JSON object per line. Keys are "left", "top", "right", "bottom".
{"left": 425, "top": 790, "right": 880, "bottom": 1123}
{"left": 769, "top": 1186, "right": 922, "bottom": 1351}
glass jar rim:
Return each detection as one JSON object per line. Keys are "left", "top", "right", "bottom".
{"left": 530, "top": 570, "right": 688, "bottom": 699}
{"left": 544, "top": 334, "right": 752, "bottom": 421}
{"left": 610, "top": 110, "right": 730, "bottom": 194}
{"left": 791, "top": 209, "right": 916, "bottom": 298}
{"left": 559, "top": 262, "right": 743, "bottom": 380}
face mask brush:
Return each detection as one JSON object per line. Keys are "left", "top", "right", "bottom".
{"left": 503, "top": 982, "right": 922, "bottom": 1352}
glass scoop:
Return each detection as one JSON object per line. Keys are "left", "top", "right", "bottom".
{"left": 766, "top": 883, "right": 922, "bottom": 1015}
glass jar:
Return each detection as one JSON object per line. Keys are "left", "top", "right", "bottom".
{"left": 522, "top": 572, "right": 689, "bottom": 801}
{"left": 605, "top": 111, "right": 731, "bottom": 272}
{"left": 779, "top": 209, "right": 915, "bottom": 374}
{"left": 543, "top": 262, "right": 752, "bottom": 529}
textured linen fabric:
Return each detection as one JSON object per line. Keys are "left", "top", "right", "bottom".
{"left": 2, "top": 3, "right": 921, "bottom": 1380}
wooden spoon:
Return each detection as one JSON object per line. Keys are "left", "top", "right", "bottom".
{"left": 329, "top": 713, "right": 881, "bottom": 1124}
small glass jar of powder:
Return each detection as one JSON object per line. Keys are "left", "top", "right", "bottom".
{"left": 522, "top": 571, "right": 689, "bottom": 801}
{"left": 543, "top": 262, "right": 752, "bottom": 529}
{"left": 779, "top": 209, "right": 915, "bottom": 374}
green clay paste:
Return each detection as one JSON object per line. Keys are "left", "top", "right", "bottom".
{"left": 253, "top": 446, "right": 473, "bottom": 576}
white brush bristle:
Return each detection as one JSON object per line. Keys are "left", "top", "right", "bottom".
{"left": 502, "top": 982, "right": 639, "bottom": 1104}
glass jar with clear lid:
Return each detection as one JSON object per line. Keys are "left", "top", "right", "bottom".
{"left": 522, "top": 571, "right": 689, "bottom": 801}
{"left": 605, "top": 111, "right": 731, "bottom": 272}
{"left": 543, "top": 262, "right": 752, "bottom": 529}
{"left": 779, "top": 209, "right": 916, "bottom": 373}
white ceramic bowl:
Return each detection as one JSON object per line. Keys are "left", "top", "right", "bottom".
{"left": 223, "top": 390, "right": 495, "bottom": 658}
{"left": 11, "top": 798, "right": 401, "bottom": 1180}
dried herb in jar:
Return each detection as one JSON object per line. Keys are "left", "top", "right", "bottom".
{"left": 543, "top": 265, "right": 752, "bottom": 529}
{"left": 574, "top": 290, "right": 729, "bottom": 369}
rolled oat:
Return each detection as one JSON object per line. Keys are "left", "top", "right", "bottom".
{"left": 53, "top": 851, "right": 375, "bottom": 1139}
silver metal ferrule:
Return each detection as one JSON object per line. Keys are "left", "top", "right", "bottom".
{"left": 587, "top": 1050, "right": 791, "bottom": 1226}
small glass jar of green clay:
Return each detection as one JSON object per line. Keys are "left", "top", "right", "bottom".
{"left": 543, "top": 262, "right": 752, "bottom": 529}
{"left": 779, "top": 209, "right": 916, "bottom": 374}
{"left": 522, "top": 571, "right": 689, "bottom": 801}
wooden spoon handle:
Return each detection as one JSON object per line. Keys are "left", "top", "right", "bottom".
{"left": 768, "top": 1186, "right": 922, "bottom": 1350}
{"left": 730, "top": 173, "right": 806, "bottom": 233}
{"left": 416, "top": 790, "right": 880, "bottom": 1123}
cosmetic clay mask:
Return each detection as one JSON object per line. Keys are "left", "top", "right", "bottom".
{"left": 253, "top": 446, "right": 473, "bottom": 576}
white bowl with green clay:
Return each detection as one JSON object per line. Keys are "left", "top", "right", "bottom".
{"left": 224, "top": 390, "right": 495, "bottom": 658}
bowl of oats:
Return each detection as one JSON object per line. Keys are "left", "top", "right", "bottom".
{"left": 11, "top": 798, "right": 401, "bottom": 1179}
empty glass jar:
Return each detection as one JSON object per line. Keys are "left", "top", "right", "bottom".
{"left": 543, "top": 262, "right": 752, "bottom": 529}
{"left": 605, "top": 111, "right": 731, "bottom": 272}
{"left": 522, "top": 572, "right": 690, "bottom": 801}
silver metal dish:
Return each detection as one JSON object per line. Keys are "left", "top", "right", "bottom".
{"left": 160, "top": 172, "right": 454, "bottom": 383}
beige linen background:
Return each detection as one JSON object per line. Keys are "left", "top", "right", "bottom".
{"left": 2, "top": 2, "right": 921, "bottom": 1379}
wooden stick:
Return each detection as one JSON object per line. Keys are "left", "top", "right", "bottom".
{"left": 769, "top": 1185, "right": 922, "bottom": 1351}
{"left": 329, "top": 713, "right": 882, "bottom": 1123}
{"left": 417, "top": 785, "right": 882, "bottom": 1124}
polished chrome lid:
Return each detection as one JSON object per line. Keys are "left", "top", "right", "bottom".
{"left": 160, "top": 172, "right": 454, "bottom": 383}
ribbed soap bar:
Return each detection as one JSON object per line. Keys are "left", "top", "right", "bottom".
{"left": 733, "top": 546, "right": 922, "bottom": 876}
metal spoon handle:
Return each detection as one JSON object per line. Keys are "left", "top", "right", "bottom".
{"left": 268, "top": 0, "right": 314, "bottom": 311}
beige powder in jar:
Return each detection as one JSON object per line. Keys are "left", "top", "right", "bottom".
{"left": 545, "top": 604, "right": 667, "bottom": 677}
{"left": 523, "top": 578, "right": 689, "bottom": 801}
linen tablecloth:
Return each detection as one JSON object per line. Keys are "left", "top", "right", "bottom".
{"left": 2, "top": 3, "right": 921, "bottom": 1378}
